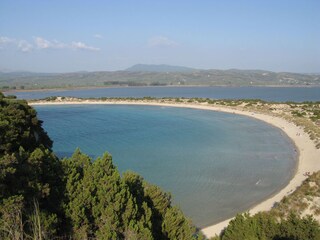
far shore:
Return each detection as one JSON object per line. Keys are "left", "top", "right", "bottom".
{"left": 4, "top": 84, "right": 320, "bottom": 93}
{"left": 29, "top": 99, "right": 320, "bottom": 238}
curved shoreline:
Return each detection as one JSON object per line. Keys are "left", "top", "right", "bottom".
{"left": 29, "top": 100, "right": 320, "bottom": 238}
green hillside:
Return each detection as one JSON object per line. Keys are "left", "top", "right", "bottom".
{"left": 1, "top": 66, "right": 320, "bottom": 90}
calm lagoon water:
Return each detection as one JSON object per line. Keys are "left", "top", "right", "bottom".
{"left": 12, "top": 86, "right": 320, "bottom": 102}
{"left": 35, "top": 104, "right": 297, "bottom": 227}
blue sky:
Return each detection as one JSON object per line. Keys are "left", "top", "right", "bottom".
{"left": 0, "top": 0, "right": 319, "bottom": 73}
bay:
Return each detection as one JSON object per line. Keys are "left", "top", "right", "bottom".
{"left": 35, "top": 104, "right": 297, "bottom": 227}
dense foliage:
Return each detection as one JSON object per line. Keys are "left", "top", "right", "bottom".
{"left": 0, "top": 92, "right": 64, "bottom": 239}
{"left": 0, "top": 93, "right": 201, "bottom": 239}
{"left": 212, "top": 212, "right": 320, "bottom": 240}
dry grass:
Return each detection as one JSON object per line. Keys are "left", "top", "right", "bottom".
{"left": 270, "top": 171, "right": 320, "bottom": 221}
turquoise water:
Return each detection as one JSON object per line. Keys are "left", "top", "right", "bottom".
{"left": 35, "top": 105, "right": 297, "bottom": 227}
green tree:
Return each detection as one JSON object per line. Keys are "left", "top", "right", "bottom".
{"left": 162, "top": 206, "right": 196, "bottom": 240}
{"left": 62, "top": 149, "right": 94, "bottom": 239}
{"left": 92, "top": 153, "right": 141, "bottom": 239}
{"left": 0, "top": 95, "right": 64, "bottom": 237}
{"left": 0, "top": 97, "right": 52, "bottom": 156}
{"left": 143, "top": 182, "right": 171, "bottom": 238}
{"left": 221, "top": 213, "right": 277, "bottom": 240}
{"left": 276, "top": 213, "right": 320, "bottom": 240}
{"left": 124, "top": 171, "right": 201, "bottom": 240}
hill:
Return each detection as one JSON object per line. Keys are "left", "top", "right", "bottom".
{"left": 126, "top": 64, "right": 196, "bottom": 72}
{"left": 1, "top": 66, "right": 320, "bottom": 90}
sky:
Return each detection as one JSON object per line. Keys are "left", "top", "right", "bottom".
{"left": 0, "top": 0, "right": 319, "bottom": 73}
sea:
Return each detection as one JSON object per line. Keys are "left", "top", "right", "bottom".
{"left": 35, "top": 104, "right": 297, "bottom": 227}
{"left": 10, "top": 86, "right": 320, "bottom": 102}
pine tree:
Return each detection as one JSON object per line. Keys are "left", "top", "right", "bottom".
{"left": 0, "top": 95, "right": 63, "bottom": 238}
{"left": 62, "top": 149, "right": 94, "bottom": 239}
{"left": 162, "top": 206, "right": 196, "bottom": 240}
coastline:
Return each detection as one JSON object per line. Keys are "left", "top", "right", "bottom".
{"left": 29, "top": 100, "right": 320, "bottom": 238}
{"left": 5, "top": 84, "right": 320, "bottom": 94}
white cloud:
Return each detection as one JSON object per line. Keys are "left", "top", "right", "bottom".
{"left": 0, "top": 36, "right": 15, "bottom": 45}
{"left": 34, "top": 37, "right": 51, "bottom": 49}
{"left": 71, "top": 41, "right": 100, "bottom": 51}
{"left": 94, "top": 34, "right": 103, "bottom": 39}
{"left": 0, "top": 36, "right": 100, "bottom": 52}
{"left": 34, "top": 37, "right": 66, "bottom": 49}
{"left": 148, "top": 36, "right": 178, "bottom": 48}
{"left": 34, "top": 37, "right": 100, "bottom": 51}
{"left": 52, "top": 40, "right": 67, "bottom": 49}
{"left": 0, "top": 36, "right": 32, "bottom": 52}
{"left": 18, "top": 40, "right": 33, "bottom": 52}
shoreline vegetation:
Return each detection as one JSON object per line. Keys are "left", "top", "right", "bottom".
{"left": 3, "top": 84, "right": 320, "bottom": 93}
{"left": 28, "top": 96, "right": 320, "bottom": 238}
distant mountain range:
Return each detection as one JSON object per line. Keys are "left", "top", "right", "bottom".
{"left": 126, "top": 64, "right": 196, "bottom": 72}
{"left": 1, "top": 64, "right": 320, "bottom": 90}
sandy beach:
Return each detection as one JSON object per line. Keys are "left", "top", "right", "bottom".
{"left": 29, "top": 100, "right": 320, "bottom": 238}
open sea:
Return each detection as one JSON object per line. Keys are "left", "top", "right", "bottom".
{"left": 35, "top": 104, "right": 297, "bottom": 227}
